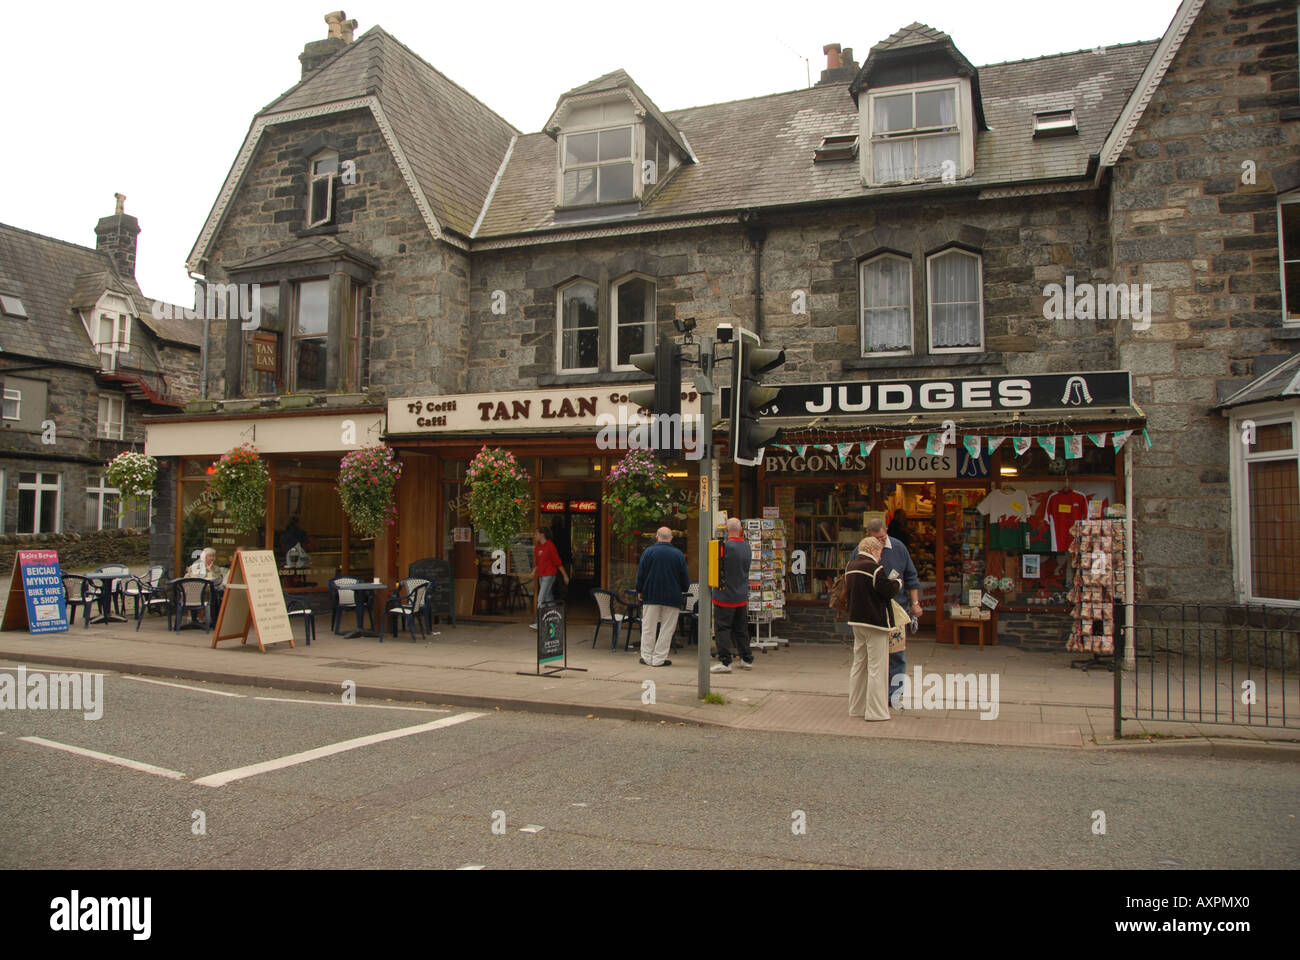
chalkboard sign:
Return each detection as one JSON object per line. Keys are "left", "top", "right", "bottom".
{"left": 538, "top": 603, "right": 565, "bottom": 665}
{"left": 410, "top": 558, "right": 454, "bottom": 625}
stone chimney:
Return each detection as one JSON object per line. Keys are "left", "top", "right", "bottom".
{"left": 95, "top": 193, "right": 140, "bottom": 279}
{"left": 299, "top": 11, "right": 358, "bottom": 78}
{"left": 817, "top": 43, "right": 860, "bottom": 86}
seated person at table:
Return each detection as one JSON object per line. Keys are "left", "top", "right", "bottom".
{"left": 276, "top": 517, "right": 309, "bottom": 563}
{"left": 187, "top": 547, "right": 229, "bottom": 585}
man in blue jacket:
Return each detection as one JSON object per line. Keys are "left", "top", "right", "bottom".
{"left": 635, "top": 526, "right": 690, "bottom": 667}
{"left": 866, "top": 516, "right": 922, "bottom": 706}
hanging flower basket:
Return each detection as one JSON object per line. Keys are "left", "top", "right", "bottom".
{"left": 208, "top": 443, "right": 270, "bottom": 535}
{"left": 603, "top": 449, "right": 676, "bottom": 545}
{"left": 104, "top": 451, "right": 157, "bottom": 512}
{"left": 338, "top": 444, "right": 402, "bottom": 539}
{"left": 465, "top": 446, "right": 532, "bottom": 551}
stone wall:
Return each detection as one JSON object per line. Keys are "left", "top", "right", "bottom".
{"left": 1110, "top": 0, "right": 1300, "bottom": 603}
{"left": 201, "top": 110, "right": 470, "bottom": 402}
{"left": 466, "top": 191, "right": 1117, "bottom": 393}
{"left": 0, "top": 528, "right": 150, "bottom": 576}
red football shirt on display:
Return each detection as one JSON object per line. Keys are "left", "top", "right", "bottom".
{"left": 534, "top": 539, "right": 563, "bottom": 577}
{"left": 1046, "top": 490, "right": 1089, "bottom": 551}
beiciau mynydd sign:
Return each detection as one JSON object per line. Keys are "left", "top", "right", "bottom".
{"left": 388, "top": 385, "right": 703, "bottom": 435}
{"left": 725, "top": 371, "right": 1132, "bottom": 420}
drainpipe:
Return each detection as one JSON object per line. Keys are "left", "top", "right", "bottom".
{"left": 189, "top": 270, "right": 208, "bottom": 399}
{"left": 741, "top": 212, "right": 766, "bottom": 340}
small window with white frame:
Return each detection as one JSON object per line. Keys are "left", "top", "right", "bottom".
{"left": 2, "top": 385, "right": 19, "bottom": 420}
{"left": 558, "top": 280, "right": 599, "bottom": 373}
{"left": 308, "top": 151, "right": 339, "bottom": 227}
{"left": 561, "top": 127, "right": 635, "bottom": 206}
{"left": 97, "top": 394, "right": 125, "bottom": 440}
{"left": 1279, "top": 191, "right": 1299, "bottom": 324}
{"left": 868, "top": 83, "right": 961, "bottom": 184}
{"left": 17, "top": 471, "right": 60, "bottom": 534}
{"left": 611, "top": 276, "right": 655, "bottom": 370}
{"left": 93, "top": 311, "right": 130, "bottom": 371}
{"left": 927, "top": 248, "right": 983, "bottom": 352}
{"left": 859, "top": 254, "right": 913, "bottom": 355}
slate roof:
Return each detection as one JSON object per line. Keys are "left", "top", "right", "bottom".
{"left": 0, "top": 223, "right": 199, "bottom": 370}
{"left": 259, "top": 26, "right": 518, "bottom": 238}
{"left": 226, "top": 236, "right": 379, "bottom": 272}
{"left": 1218, "top": 352, "right": 1300, "bottom": 409}
{"left": 871, "top": 22, "right": 953, "bottom": 53}
{"left": 475, "top": 40, "right": 1158, "bottom": 239}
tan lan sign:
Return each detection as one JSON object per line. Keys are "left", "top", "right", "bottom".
{"left": 213, "top": 549, "right": 294, "bottom": 653}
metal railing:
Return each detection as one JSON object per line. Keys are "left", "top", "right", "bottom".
{"left": 1116, "top": 603, "right": 1299, "bottom": 737}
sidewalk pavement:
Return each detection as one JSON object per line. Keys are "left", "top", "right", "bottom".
{"left": 1, "top": 604, "right": 1297, "bottom": 757}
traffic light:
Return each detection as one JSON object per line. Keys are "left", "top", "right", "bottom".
{"left": 730, "top": 329, "right": 785, "bottom": 466}
{"left": 629, "top": 333, "right": 682, "bottom": 461}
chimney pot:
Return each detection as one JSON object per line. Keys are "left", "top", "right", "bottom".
{"left": 95, "top": 194, "right": 141, "bottom": 279}
{"left": 301, "top": 11, "right": 358, "bottom": 77}
{"left": 823, "top": 43, "right": 842, "bottom": 69}
{"left": 842, "top": 47, "right": 853, "bottom": 64}
{"left": 114, "top": 193, "right": 126, "bottom": 216}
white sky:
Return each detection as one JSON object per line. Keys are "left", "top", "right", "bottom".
{"left": 1, "top": 0, "right": 1179, "bottom": 306}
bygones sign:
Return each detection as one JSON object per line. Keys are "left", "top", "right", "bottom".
{"left": 721, "top": 372, "right": 1132, "bottom": 419}
{"left": 389, "top": 385, "right": 702, "bottom": 435}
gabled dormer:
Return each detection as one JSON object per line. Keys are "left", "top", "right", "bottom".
{"left": 850, "top": 23, "right": 987, "bottom": 188}
{"left": 545, "top": 70, "right": 696, "bottom": 217}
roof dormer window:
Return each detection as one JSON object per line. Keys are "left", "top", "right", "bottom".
{"left": 868, "top": 83, "right": 960, "bottom": 184}
{"left": 1033, "top": 109, "right": 1078, "bottom": 137}
{"left": 562, "top": 126, "right": 635, "bottom": 206}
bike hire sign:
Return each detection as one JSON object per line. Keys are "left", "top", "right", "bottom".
{"left": 721, "top": 372, "right": 1132, "bottom": 421}
{"left": 1, "top": 550, "right": 69, "bottom": 634}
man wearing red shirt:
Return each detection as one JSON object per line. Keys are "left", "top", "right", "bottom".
{"left": 527, "top": 527, "right": 569, "bottom": 627}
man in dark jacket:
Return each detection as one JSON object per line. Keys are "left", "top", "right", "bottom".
{"left": 710, "top": 517, "right": 754, "bottom": 673}
{"left": 635, "top": 526, "right": 690, "bottom": 667}
{"left": 845, "top": 537, "right": 902, "bottom": 721}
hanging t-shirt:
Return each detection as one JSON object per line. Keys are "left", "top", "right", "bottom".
{"left": 976, "top": 489, "right": 1030, "bottom": 522}
{"left": 990, "top": 519, "right": 1024, "bottom": 551}
{"left": 1046, "top": 490, "right": 1089, "bottom": 551}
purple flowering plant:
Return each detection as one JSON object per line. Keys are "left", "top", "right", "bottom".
{"left": 602, "top": 448, "right": 675, "bottom": 544}
{"left": 338, "top": 444, "right": 402, "bottom": 538}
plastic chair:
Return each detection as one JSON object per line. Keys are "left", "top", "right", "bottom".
{"left": 93, "top": 564, "right": 132, "bottom": 617}
{"left": 286, "top": 597, "right": 317, "bottom": 645}
{"left": 590, "top": 589, "right": 641, "bottom": 651}
{"left": 385, "top": 579, "right": 429, "bottom": 642}
{"left": 61, "top": 575, "right": 94, "bottom": 628}
{"left": 123, "top": 565, "right": 167, "bottom": 623}
{"left": 677, "top": 582, "right": 700, "bottom": 646}
{"left": 330, "top": 576, "right": 372, "bottom": 634}
{"left": 172, "top": 578, "right": 213, "bottom": 631}
{"left": 409, "top": 559, "right": 450, "bottom": 630}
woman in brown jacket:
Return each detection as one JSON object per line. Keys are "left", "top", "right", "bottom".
{"left": 846, "top": 536, "right": 903, "bottom": 721}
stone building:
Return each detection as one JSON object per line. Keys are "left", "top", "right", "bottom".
{"left": 147, "top": 1, "right": 1299, "bottom": 634}
{"left": 0, "top": 196, "right": 201, "bottom": 538}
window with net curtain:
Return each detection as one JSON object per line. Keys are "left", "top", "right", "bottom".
{"left": 871, "top": 87, "right": 959, "bottom": 184}
{"left": 613, "top": 277, "right": 654, "bottom": 368}
{"left": 928, "top": 249, "right": 982, "bottom": 350}
{"left": 860, "top": 254, "right": 912, "bottom": 353}
{"left": 560, "top": 281, "right": 599, "bottom": 371}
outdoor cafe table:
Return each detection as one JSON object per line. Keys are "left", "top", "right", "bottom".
{"left": 341, "top": 582, "right": 389, "bottom": 641}
{"left": 84, "top": 572, "right": 129, "bottom": 625}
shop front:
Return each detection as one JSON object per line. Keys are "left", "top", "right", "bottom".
{"left": 755, "top": 372, "right": 1143, "bottom": 648}
{"left": 385, "top": 386, "right": 717, "bottom": 621}
{"left": 145, "top": 407, "right": 388, "bottom": 594}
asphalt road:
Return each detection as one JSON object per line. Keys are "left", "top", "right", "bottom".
{"left": 1, "top": 664, "right": 1296, "bottom": 870}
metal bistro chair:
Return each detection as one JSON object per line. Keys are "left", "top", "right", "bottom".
{"left": 172, "top": 578, "right": 214, "bottom": 632}
{"left": 286, "top": 597, "right": 317, "bottom": 645}
{"left": 330, "top": 576, "right": 373, "bottom": 634}
{"left": 125, "top": 566, "right": 171, "bottom": 630}
{"left": 677, "top": 581, "right": 701, "bottom": 647}
{"left": 590, "top": 588, "right": 641, "bottom": 651}
{"left": 61, "top": 574, "right": 94, "bottom": 628}
{"left": 93, "top": 564, "right": 132, "bottom": 618}
{"left": 385, "top": 579, "right": 429, "bottom": 642}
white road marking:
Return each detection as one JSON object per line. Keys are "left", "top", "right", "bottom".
{"left": 192, "top": 712, "right": 485, "bottom": 788}
{"left": 123, "top": 676, "right": 245, "bottom": 697}
{"left": 19, "top": 736, "right": 187, "bottom": 781}
{"left": 253, "top": 696, "right": 449, "bottom": 713}
{"left": 519, "top": 825, "right": 545, "bottom": 834}
{"left": 456, "top": 864, "right": 486, "bottom": 870}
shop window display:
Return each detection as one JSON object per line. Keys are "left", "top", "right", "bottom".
{"left": 779, "top": 481, "right": 875, "bottom": 599}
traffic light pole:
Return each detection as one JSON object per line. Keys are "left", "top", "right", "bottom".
{"left": 695, "top": 335, "right": 714, "bottom": 700}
